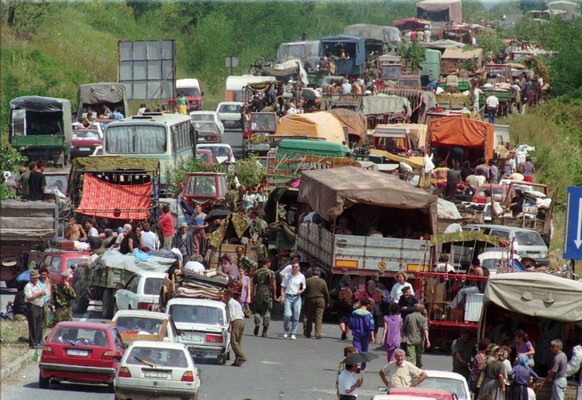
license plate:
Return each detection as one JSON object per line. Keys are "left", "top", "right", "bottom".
{"left": 79, "top": 147, "right": 91, "bottom": 151}
{"left": 67, "top": 349, "right": 89, "bottom": 357}
{"left": 143, "top": 370, "right": 169, "bottom": 379}
{"left": 185, "top": 334, "right": 204, "bottom": 343}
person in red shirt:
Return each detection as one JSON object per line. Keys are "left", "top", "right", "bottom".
{"left": 158, "top": 204, "right": 175, "bottom": 249}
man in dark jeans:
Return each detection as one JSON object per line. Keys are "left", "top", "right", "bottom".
{"left": 24, "top": 270, "right": 46, "bottom": 348}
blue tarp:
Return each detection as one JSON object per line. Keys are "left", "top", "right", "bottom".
{"left": 319, "top": 35, "right": 366, "bottom": 66}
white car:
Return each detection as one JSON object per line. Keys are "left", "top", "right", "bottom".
{"left": 190, "top": 111, "right": 224, "bottom": 134}
{"left": 196, "top": 143, "right": 236, "bottom": 164}
{"left": 112, "top": 310, "right": 180, "bottom": 343}
{"left": 190, "top": 111, "right": 224, "bottom": 143}
{"left": 114, "top": 341, "right": 200, "bottom": 400}
{"left": 216, "top": 101, "right": 243, "bottom": 131}
{"left": 416, "top": 370, "right": 471, "bottom": 400}
{"left": 114, "top": 270, "right": 166, "bottom": 312}
{"left": 166, "top": 298, "right": 231, "bottom": 365}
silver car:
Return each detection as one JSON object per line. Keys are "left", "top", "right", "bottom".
{"left": 166, "top": 298, "right": 231, "bottom": 365}
{"left": 114, "top": 341, "right": 200, "bottom": 400}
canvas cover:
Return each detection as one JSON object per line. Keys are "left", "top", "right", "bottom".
{"left": 298, "top": 166, "right": 438, "bottom": 233}
{"left": 275, "top": 112, "right": 346, "bottom": 144}
{"left": 77, "top": 83, "right": 126, "bottom": 105}
{"left": 442, "top": 48, "right": 484, "bottom": 62}
{"left": 319, "top": 35, "right": 366, "bottom": 66}
{"left": 484, "top": 272, "right": 582, "bottom": 322}
{"left": 361, "top": 94, "right": 410, "bottom": 115}
{"left": 70, "top": 157, "right": 160, "bottom": 174}
{"left": 10, "top": 96, "right": 68, "bottom": 112}
{"left": 343, "top": 24, "right": 401, "bottom": 46}
{"left": 276, "top": 41, "right": 320, "bottom": 62}
{"left": 427, "top": 117, "right": 494, "bottom": 161}
{"left": 75, "top": 173, "right": 152, "bottom": 220}
{"left": 392, "top": 18, "right": 431, "bottom": 30}
{"left": 0, "top": 199, "right": 57, "bottom": 241}
{"left": 425, "top": 39, "right": 465, "bottom": 50}
{"left": 326, "top": 108, "right": 367, "bottom": 146}
{"left": 416, "top": 0, "right": 463, "bottom": 22}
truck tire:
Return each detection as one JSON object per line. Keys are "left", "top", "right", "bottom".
{"left": 71, "top": 267, "right": 89, "bottom": 314}
{"left": 102, "top": 288, "right": 115, "bottom": 319}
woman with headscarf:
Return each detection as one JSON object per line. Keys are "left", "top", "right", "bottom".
{"left": 478, "top": 346, "right": 508, "bottom": 400}
{"left": 506, "top": 354, "right": 540, "bottom": 400}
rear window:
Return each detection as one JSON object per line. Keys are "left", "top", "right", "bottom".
{"left": 191, "top": 114, "right": 214, "bottom": 122}
{"left": 50, "top": 327, "right": 110, "bottom": 347}
{"left": 144, "top": 277, "right": 164, "bottom": 295}
{"left": 127, "top": 347, "right": 188, "bottom": 368}
{"left": 218, "top": 104, "right": 241, "bottom": 113}
{"left": 514, "top": 231, "right": 546, "bottom": 246}
{"left": 116, "top": 316, "right": 166, "bottom": 335}
{"left": 169, "top": 304, "right": 224, "bottom": 326}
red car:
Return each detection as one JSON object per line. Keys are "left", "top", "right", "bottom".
{"left": 36, "top": 250, "right": 91, "bottom": 285}
{"left": 471, "top": 184, "right": 504, "bottom": 204}
{"left": 39, "top": 321, "right": 125, "bottom": 392}
{"left": 70, "top": 125, "right": 104, "bottom": 160}
{"left": 196, "top": 148, "right": 219, "bottom": 166}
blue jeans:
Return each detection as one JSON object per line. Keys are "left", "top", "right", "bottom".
{"left": 552, "top": 377, "right": 567, "bottom": 400}
{"left": 283, "top": 294, "right": 302, "bottom": 335}
{"left": 448, "top": 286, "right": 480, "bottom": 309}
{"left": 487, "top": 106, "right": 497, "bottom": 124}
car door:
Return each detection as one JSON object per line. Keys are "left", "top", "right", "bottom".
{"left": 115, "top": 275, "right": 139, "bottom": 310}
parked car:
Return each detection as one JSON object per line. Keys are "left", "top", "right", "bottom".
{"left": 114, "top": 341, "right": 200, "bottom": 400}
{"left": 70, "top": 123, "right": 104, "bottom": 160}
{"left": 464, "top": 224, "right": 549, "bottom": 266}
{"left": 415, "top": 370, "right": 471, "bottom": 400}
{"left": 39, "top": 321, "right": 125, "bottom": 391}
{"left": 166, "top": 298, "right": 231, "bottom": 364}
{"left": 196, "top": 148, "right": 219, "bottom": 166}
{"left": 36, "top": 250, "right": 91, "bottom": 285}
{"left": 216, "top": 101, "right": 244, "bottom": 131}
{"left": 112, "top": 310, "right": 180, "bottom": 343}
{"left": 113, "top": 270, "right": 166, "bottom": 312}
{"left": 194, "top": 120, "right": 223, "bottom": 143}
{"left": 197, "top": 143, "right": 236, "bottom": 164}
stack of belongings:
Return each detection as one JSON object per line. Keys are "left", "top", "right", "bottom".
{"left": 175, "top": 269, "right": 228, "bottom": 301}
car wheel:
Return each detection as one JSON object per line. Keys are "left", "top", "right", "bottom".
{"left": 108, "top": 382, "right": 115, "bottom": 393}
{"left": 217, "top": 354, "right": 226, "bottom": 365}
{"left": 39, "top": 372, "right": 50, "bottom": 389}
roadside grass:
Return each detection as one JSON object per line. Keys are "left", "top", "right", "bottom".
{"left": 0, "top": 319, "right": 30, "bottom": 367}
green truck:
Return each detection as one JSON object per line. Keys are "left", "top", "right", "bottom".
{"left": 9, "top": 96, "right": 73, "bottom": 165}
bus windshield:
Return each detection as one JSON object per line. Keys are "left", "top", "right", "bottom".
{"left": 106, "top": 125, "right": 167, "bottom": 154}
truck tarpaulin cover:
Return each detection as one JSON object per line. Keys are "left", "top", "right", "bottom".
{"left": 319, "top": 35, "right": 366, "bottom": 66}
{"left": 298, "top": 166, "right": 438, "bottom": 233}
{"left": 427, "top": 117, "right": 494, "bottom": 161}
{"left": 77, "top": 83, "right": 126, "bottom": 105}
{"left": 75, "top": 173, "right": 151, "bottom": 220}
{"left": 484, "top": 272, "right": 582, "bottom": 322}
{"left": 416, "top": 0, "right": 463, "bottom": 22}
{"left": 326, "top": 108, "right": 367, "bottom": 146}
{"left": 343, "top": 24, "right": 401, "bottom": 46}
{"left": 275, "top": 112, "right": 346, "bottom": 144}
{"left": 10, "top": 96, "right": 66, "bottom": 112}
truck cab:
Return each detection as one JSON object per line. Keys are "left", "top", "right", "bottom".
{"left": 168, "top": 79, "right": 203, "bottom": 112}
{"left": 182, "top": 172, "right": 228, "bottom": 212}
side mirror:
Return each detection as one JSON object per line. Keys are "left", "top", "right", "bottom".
{"left": 123, "top": 342, "right": 129, "bottom": 349}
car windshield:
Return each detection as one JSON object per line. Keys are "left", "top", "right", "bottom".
{"left": 74, "top": 130, "right": 101, "bottom": 140}
{"left": 169, "top": 304, "right": 225, "bottom": 326}
{"left": 191, "top": 114, "right": 214, "bottom": 122}
{"left": 50, "top": 327, "right": 109, "bottom": 347}
{"left": 144, "top": 277, "right": 164, "bottom": 295}
{"left": 195, "top": 121, "right": 218, "bottom": 132}
{"left": 186, "top": 175, "right": 217, "bottom": 196}
{"left": 127, "top": 347, "right": 188, "bottom": 368}
{"left": 218, "top": 104, "right": 241, "bottom": 113}
{"left": 116, "top": 316, "right": 166, "bottom": 335}
{"left": 417, "top": 377, "right": 467, "bottom": 400}
{"left": 66, "top": 258, "right": 87, "bottom": 270}
{"left": 203, "top": 146, "right": 231, "bottom": 158}
{"left": 514, "top": 231, "right": 546, "bottom": 246}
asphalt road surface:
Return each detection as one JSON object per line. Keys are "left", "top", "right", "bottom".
{"left": 1, "top": 288, "right": 454, "bottom": 400}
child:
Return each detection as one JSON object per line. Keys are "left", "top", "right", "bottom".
{"left": 381, "top": 303, "right": 403, "bottom": 362}
{"left": 348, "top": 297, "right": 375, "bottom": 370}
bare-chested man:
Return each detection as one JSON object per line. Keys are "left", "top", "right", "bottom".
{"left": 65, "top": 217, "right": 87, "bottom": 241}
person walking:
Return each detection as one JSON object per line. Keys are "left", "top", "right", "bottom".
{"left": 24, "top": 270, "right": 46, "bottom": 348}
{"left": 486, "top": 93, "right": 499, "bottom": 124}
{"left": 402, "top": 304, "right": 430, "bottom": 368}
{"left": 51, "top": 271, "right": 76, "bottom": 326}
{"left": 381, "top": 303, "right": 403, "bottom": 363}
{"left": 280, "top": 261, "right": 305, "bottom": 340}
{"left": 398, "top": 286, "right": 419, "bottom": 320}
{"left": 176, "top": 93, "right": 189, "bottom": 115}
{"left": 380, "top": 348, "right": 427, "bottom": 389}
{"left": 302, "top": 268, "right": 330, "bottom": 339}
{"left": 251, "top": 259, "right": 277, "bottom": 337}
{"left": 348, "top": 297, "right": 375, "bottom": 371}
{"left": 332, "top": 275, "right": 354, "bottom": 340}
{"left": 540, "top": 339, "right": 568, "bottom": 400}
{"left": 452, "top": 328, "right": 475, "bottom": 384}
{"left": 222, "top": 289, "right": 246, "bottom": 367}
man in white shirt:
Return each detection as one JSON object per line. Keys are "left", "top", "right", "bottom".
{"left": 24, "top": 270, "right": 46, "bottom": 348}
{"left": 341, "top": 79, "right": 352, "bottom": 94}
{"left": 435, "top": 254, "right": 455, "bottom": 273}
{"left": 140, "top": 222, "right": 159, "bottom": 251}
{"left": 222, "top": 289, "right": 246, "bottom": 366}
{"left": 486, "top": 93, "right": 499, "bottom": 124}
{"left": 380, "top": 349, "right": 427, "bottom": 388}
{"left": 338, "top": 363, "right": 363, "bottom": 399}
{"left": 85, "top": 219, "right": 99, "bottom": 238}
{"left": 278, "top": 255, "right": 301, "bottom": 282}
{"left": 280, "top": 262, "right": 306, "bottom": 339}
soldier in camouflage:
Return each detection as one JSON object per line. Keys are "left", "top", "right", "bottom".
{"left": 250, "top": 259, "right": 277, "bottom": 337}
{"left": 51, "top": 271, "right": 76, "bottom": 326}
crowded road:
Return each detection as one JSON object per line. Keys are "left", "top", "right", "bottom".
{"left": 1, "top": 283, "right": 452, "bottom": 400}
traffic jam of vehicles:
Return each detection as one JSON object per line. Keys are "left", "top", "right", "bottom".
{"left": 3, "top": 1, "right": 581, "bottom": 399}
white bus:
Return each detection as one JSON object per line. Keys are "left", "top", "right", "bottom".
{"left": 103, "top": 113, "right": 195, "bottom": 195}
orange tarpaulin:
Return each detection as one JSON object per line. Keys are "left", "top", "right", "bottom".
{"left": 426, "top": 117, "right": 494, "bottom": 161}
{"left": 76, "top": 173, "right": 152, "bottom": 220}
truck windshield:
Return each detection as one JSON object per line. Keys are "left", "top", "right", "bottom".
{"left": 178, "top": 87, "right": 200, "bottom": 97}
{"left": 106, "top": 125, "right": 167, "bottom": 154}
